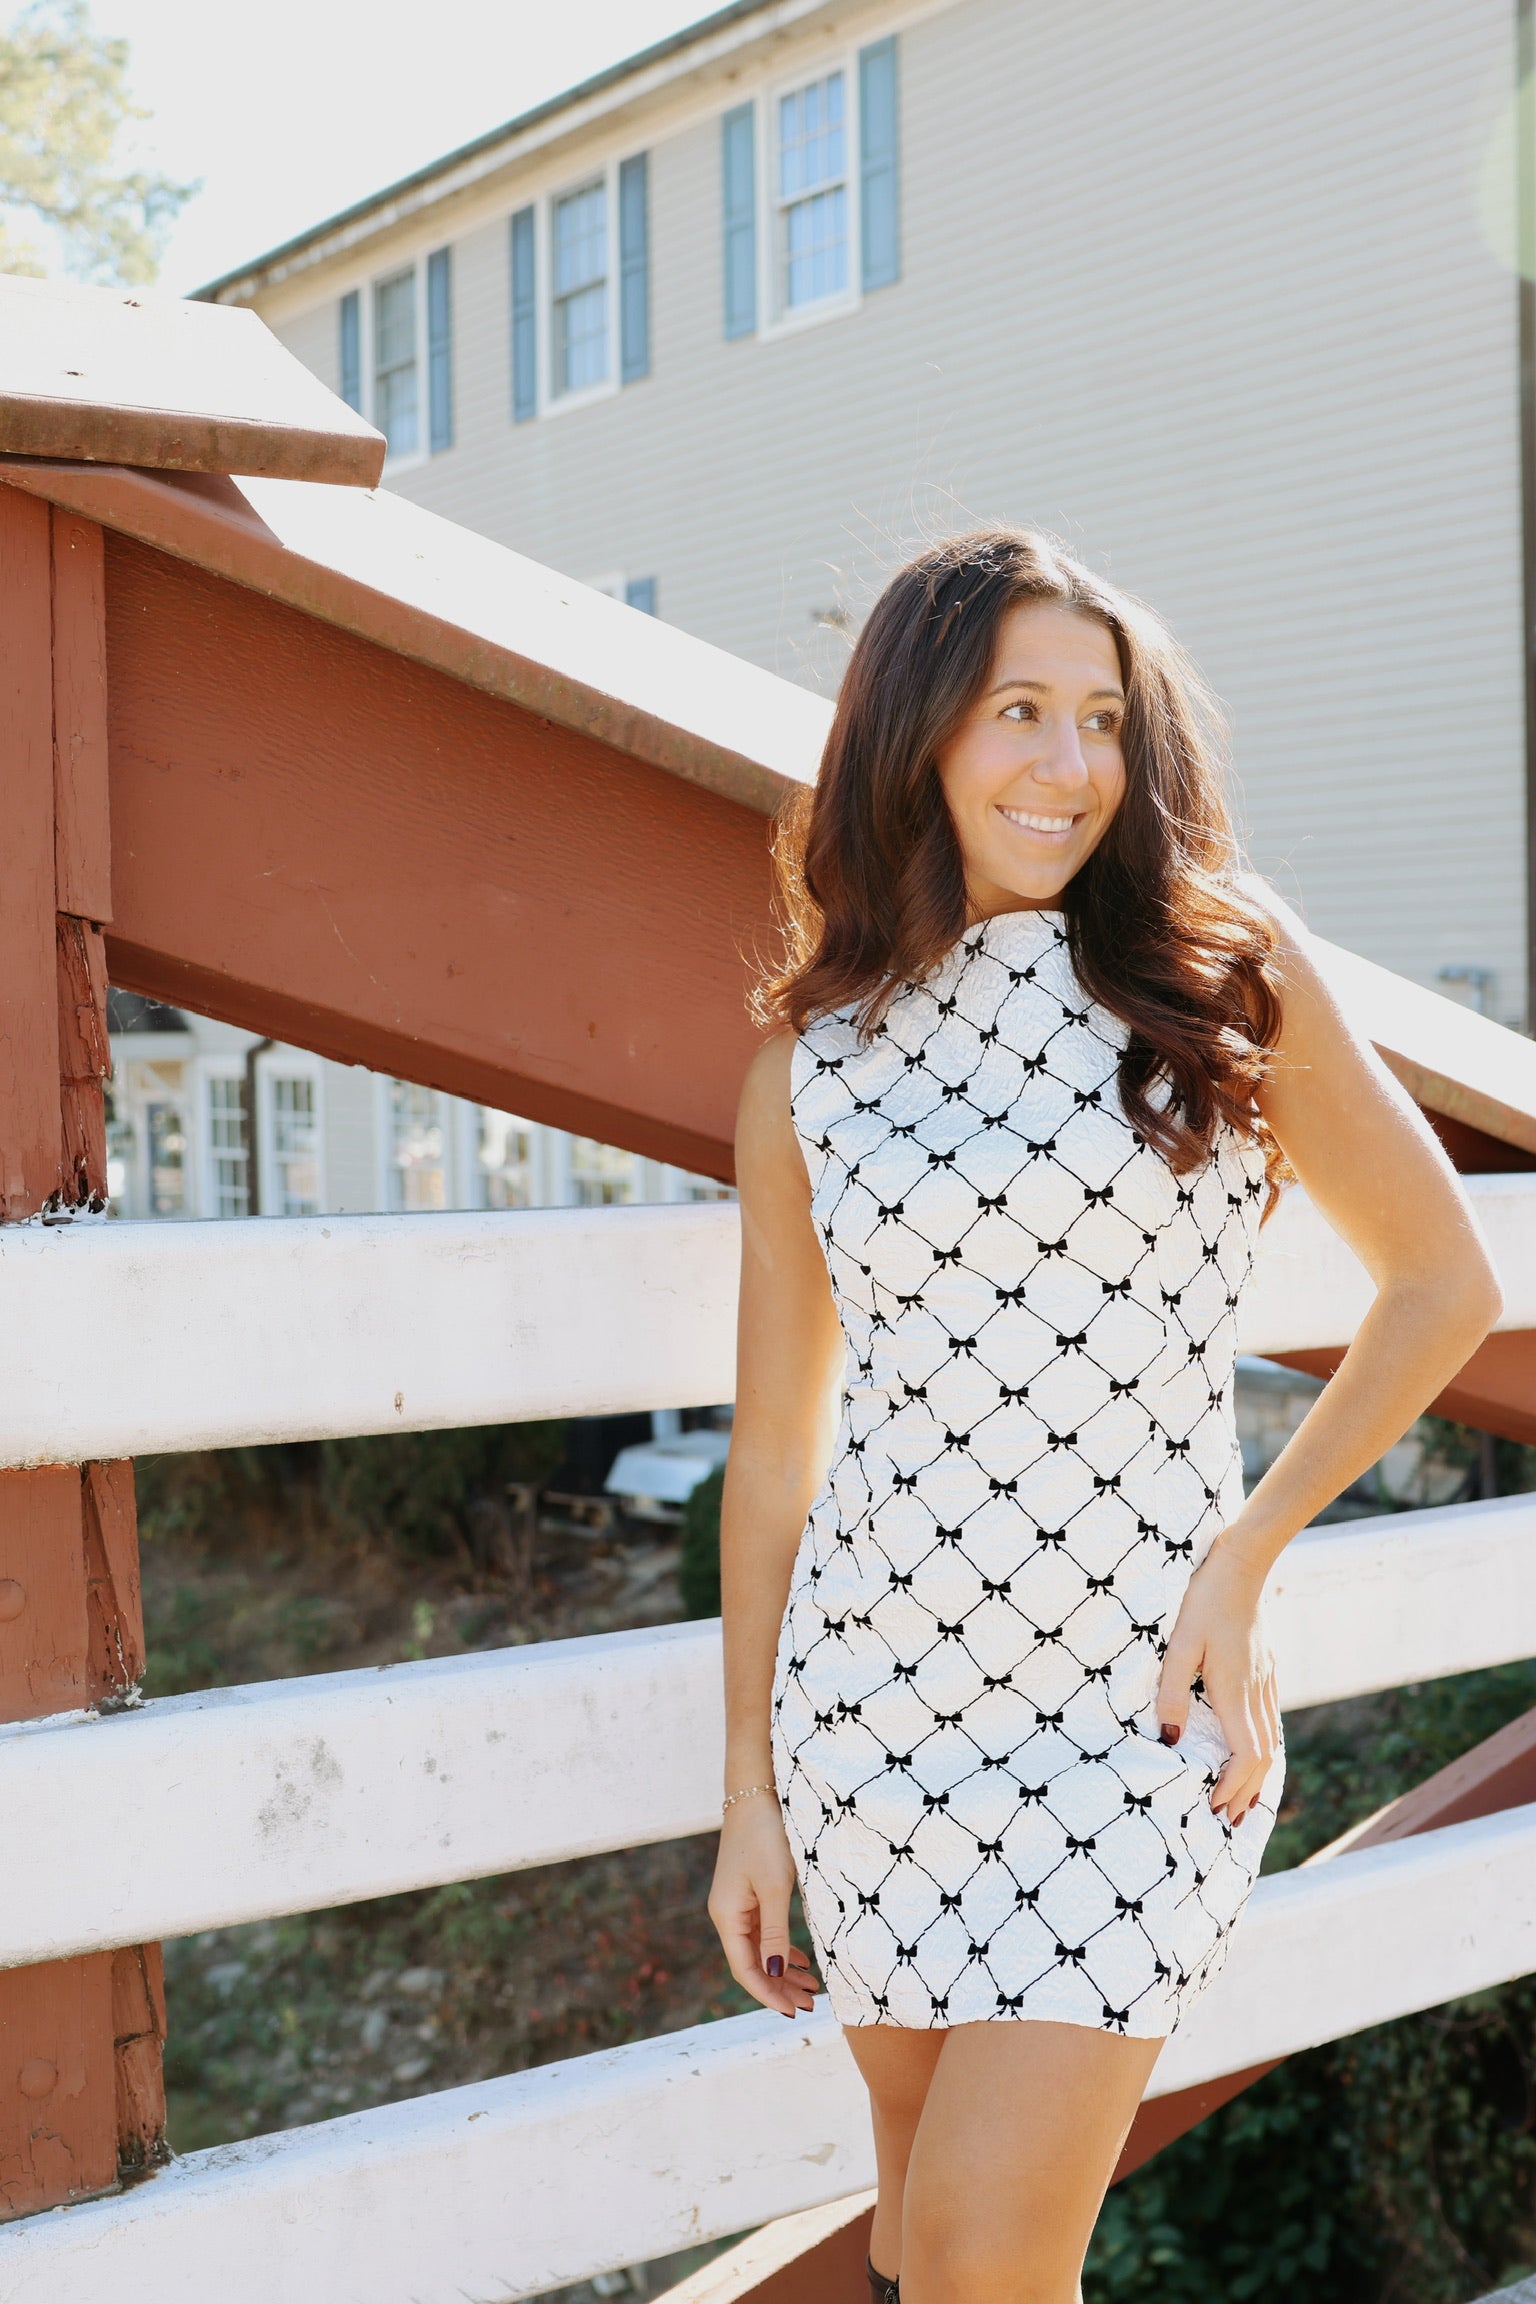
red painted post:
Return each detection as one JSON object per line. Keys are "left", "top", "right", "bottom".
{"left": 0, "top": 489, "right": 164, "bottom": 2217}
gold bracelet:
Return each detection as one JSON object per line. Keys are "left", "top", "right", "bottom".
{"left": 721, "top": 1780, "right": 777, "bottom": 1815}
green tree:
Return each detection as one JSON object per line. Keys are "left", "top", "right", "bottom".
{"left": 0, "top": 0, "right": 194, "bottom": 283}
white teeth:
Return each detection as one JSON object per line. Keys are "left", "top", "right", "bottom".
{"left": 998, "top": 807, "right": 1078, "bottom": 833}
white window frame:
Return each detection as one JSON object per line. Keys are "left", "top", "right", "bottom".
{"left": 538, "top": 159, "right": 622, "bottom": 420}
{"left": 341, "top": 260, "right": 430, "bottom": 476}
{"left": 258, "top": 1054, "right": 325, "bottom": 1219}
{"left": 755, "top": 49, "right": 865, "bottom": 341}
{"left": 198, "top": 1059, "right": 252, "bottom": 1222}
{"left": 375, "top": 1076, "right": 452, "bottom": 1213}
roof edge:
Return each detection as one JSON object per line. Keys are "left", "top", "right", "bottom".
{"left": 194, "top": 0, "right": 812, "bottom": 304}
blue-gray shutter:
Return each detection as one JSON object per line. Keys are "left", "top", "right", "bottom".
{"left": 339, "top": 290, "right": 361, "bottom": 412}
{"left": 624, "top": 576, "right": 657, "bottom": 615}
{"left": 427, "top": 247, "right": 453, "bottom": 452}
{"left": 859, "top": 36, "right": 900, "bottom": 291}
{"left": 511, "top": 205, "right": 536, "bottom": 422}
{"left": 721, "top": 103, "right": 757, "bottom": 340}
{"left": 619, "top": 153, "right": 650, "bottom": 383}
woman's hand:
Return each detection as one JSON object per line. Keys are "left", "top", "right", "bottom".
{"left": 708, "top": 1793, "right": 821, "bottom": 2018}
{"left": 1155, "top": 1535, "right": 1280, "bottom": 1828}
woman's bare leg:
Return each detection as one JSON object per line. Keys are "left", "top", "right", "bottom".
{"left": 900, "top": 2020, "right": 1165, "bottom": 2304}
{"left": 843, "top": 2026, "right": 948, "bottom": 2279}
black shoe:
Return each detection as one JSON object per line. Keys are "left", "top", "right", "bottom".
{"left": 867, "top": 2255, "right": 900, "bottom": 2304}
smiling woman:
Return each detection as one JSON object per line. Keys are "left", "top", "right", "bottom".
{"left": 708, "top": 528, "right": 1502, "bottom": 2304}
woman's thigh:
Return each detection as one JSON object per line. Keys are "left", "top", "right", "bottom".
{"left": 901, "top": 2019, "right": 1165, "bottom": 2304}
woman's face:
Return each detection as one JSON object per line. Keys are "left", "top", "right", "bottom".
{"left": 935, "top": 601, "right": 1128, "bottom": 918}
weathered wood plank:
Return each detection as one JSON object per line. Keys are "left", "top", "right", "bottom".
{"left": 0, "top": 1495, "right": 1531, "bottom": 1970}
{"left": 0, "top": 1180, "right": 1533, "bottom": 1470}
{"left": 0, "top": 278, "right": 384, "bottom": 486}
{"left": 2, "top": 1808, "right": 1534, "bottom": 2300}
{"left": 0, "top": 1203, "right": 742, "bottom": 1468}
{"left": 0, "top": 486, "right": 61, "bottom": 1218}
{"left": 49, "top": 510, "right": 110, "bottom": 925}
{"left": 0, "top": 1469, "right": 90, "bottom": 1723}
{"left": 0, "top": 1954, "right": 116, "bottom": 2222}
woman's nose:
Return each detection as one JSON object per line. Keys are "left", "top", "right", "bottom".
{"left": 1030, "top": 723, "right": 1090, "bottom": 788}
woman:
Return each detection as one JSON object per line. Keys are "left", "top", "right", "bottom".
{"left": 708, "top": 529, "right": 1500, "bottom": 2304}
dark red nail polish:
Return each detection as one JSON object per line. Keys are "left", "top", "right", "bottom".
{"left": 1159, "top": 1723, "right": 1180, "bottom": 1745}
{"left": 766, "top": 1954, "right": 784, "bottom": 1978}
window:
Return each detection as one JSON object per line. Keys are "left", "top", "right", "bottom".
{"left": 722, "top": 40, "right": 900, "bottom": 340}
{"left": 569, "top": 1137, "right": 637, "bottom": 1207}
{"left": 388, "top": 1081, "right": 447, "bottom": 1211}
{"left": 777, "top": 71, "right": 848, "bottom": 310}
{"left": 552, "top": 181, "right": 608, "bottom": 396}
{"left": 206, "top": 1073, "right": 250, "bottom": 1218}
{"left": 373, "top": 269, "right": 418, "bottom": 457}
{"left": 585, "top": 572, "right": 658, "bottom": 612}
{"left": 146, "top": 1101, "right": 186, "bottom": 1218}
{"left": 104, "top": 1080, "right": 131, "bottom": 1214}
{"left": 479, "top": 1110, "right": 534, "bottom": 1208}
{"left": 269, "top": 1074, "right": 320, "bottom": 1216}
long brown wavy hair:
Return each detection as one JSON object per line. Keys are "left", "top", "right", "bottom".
{"left": 760, "top": 528, "right": 1287, "bottom": 1192}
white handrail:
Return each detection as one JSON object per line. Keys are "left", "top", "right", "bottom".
{"left": 3, "top": 1804, "right": 1534, "bottom": 2302}
{"left": 1, "top": 1494, "right": 1532, "bottom": 1970}
{"left": 1, "top": 1175, "right": 1533, "bottom": 1467}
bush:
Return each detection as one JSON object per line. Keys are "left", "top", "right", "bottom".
{"left": 679, "top": 1463, "right": 724, "bottom": 1618}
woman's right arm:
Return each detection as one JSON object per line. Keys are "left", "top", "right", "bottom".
{"left": 707, "top": 1031, "right": 847, "bottom": 2017}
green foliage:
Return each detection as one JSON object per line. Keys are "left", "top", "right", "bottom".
{"left": 679, "top": 1462, "right": 724, "bottom": 1618}
{"left": 137, "top": 1424, "right": 567, "bottom": 1574}
{"left": 0, "top": 0, "right": 194, "bottom": 281}
{"left": 316, "top": 1423, "right": 567, "bottom": 1568}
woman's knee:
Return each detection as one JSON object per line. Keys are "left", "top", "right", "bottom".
{"left": 903, "top": 2209, "right": 1078, "bottom": 2304}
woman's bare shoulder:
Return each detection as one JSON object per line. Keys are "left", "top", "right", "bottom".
{"left": 735, "top": 1031, "right": 806, "bottom": 1195}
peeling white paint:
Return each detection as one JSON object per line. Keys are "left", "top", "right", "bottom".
{"left": 2, "top": 1809, "right": 1534, "bottom": 2301}
{"left": 0, "top": 1179, "right": 1533, "bottom": 1466}
{"left": 0, "top": 1496, "right": 1533, "bottom": 1970}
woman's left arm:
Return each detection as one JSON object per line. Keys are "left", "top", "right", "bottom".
{"left": 1156, "top": 896, "right": 1504, "bottom": 1823}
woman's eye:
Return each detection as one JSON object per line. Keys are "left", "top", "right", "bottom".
{"left": 1002, "top": 700, "right": 1037, "bottom": 722}
{"left": 1084, "top": 711, "right": 1118, "bottom": 732}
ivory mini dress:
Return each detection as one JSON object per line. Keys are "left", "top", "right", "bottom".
{"left": 770, "top": 907, "right": 1284, "bottom": 2037}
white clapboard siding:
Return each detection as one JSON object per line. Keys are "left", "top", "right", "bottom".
{"left": 0, "top": 1203, "right": 739, "bottom": 1468}
{"left": 1, "top": 1494, "right": 1532, "bottom": 1970}
{"left": 2, "top": 1174, "right": 1535, "bottom": 1469}
{"left": 4, "top": 1804, "right": 1535, "bottom": 2303}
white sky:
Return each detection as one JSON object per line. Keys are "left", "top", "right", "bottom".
{"left": 91, "top": 1, "right": 725, "bottom": 296}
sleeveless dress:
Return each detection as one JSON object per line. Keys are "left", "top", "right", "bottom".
{"left": 770, "top": 907, "right": 1285, "bottom": 2037}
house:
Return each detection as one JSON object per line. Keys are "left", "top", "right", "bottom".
{"left": 105, "top": 997, "right": 730, "bottom": 1221}
{"left": 198, "top": 0, "right": 1536, "bottom": 1033}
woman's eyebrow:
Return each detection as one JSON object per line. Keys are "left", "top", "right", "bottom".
{"left": 982, "top": 677, "right": 1125, "bottom": 701}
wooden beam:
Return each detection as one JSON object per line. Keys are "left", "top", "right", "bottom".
{"left": 0, "top": 488, "right": 63, "bottom": 1219}
{"left": 1274, "top": 1332, "right": 1536, "bottom": 1447}
{"left": 0, "top": 278, "right": 384, "bottom": 486}
{"left": 97, "top": 532, "right": 778, "bottom": 1178}
{"left": 0, "top": 494, "right": 161, "bottom": 2219}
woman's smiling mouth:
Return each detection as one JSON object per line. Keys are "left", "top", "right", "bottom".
{"left": 996, "top": 805, "right": 1083, "bottom": 840}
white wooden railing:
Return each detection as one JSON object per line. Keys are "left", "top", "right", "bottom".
{"left": 2, "top": 1181, "right": 1536, "bottom": 2297}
